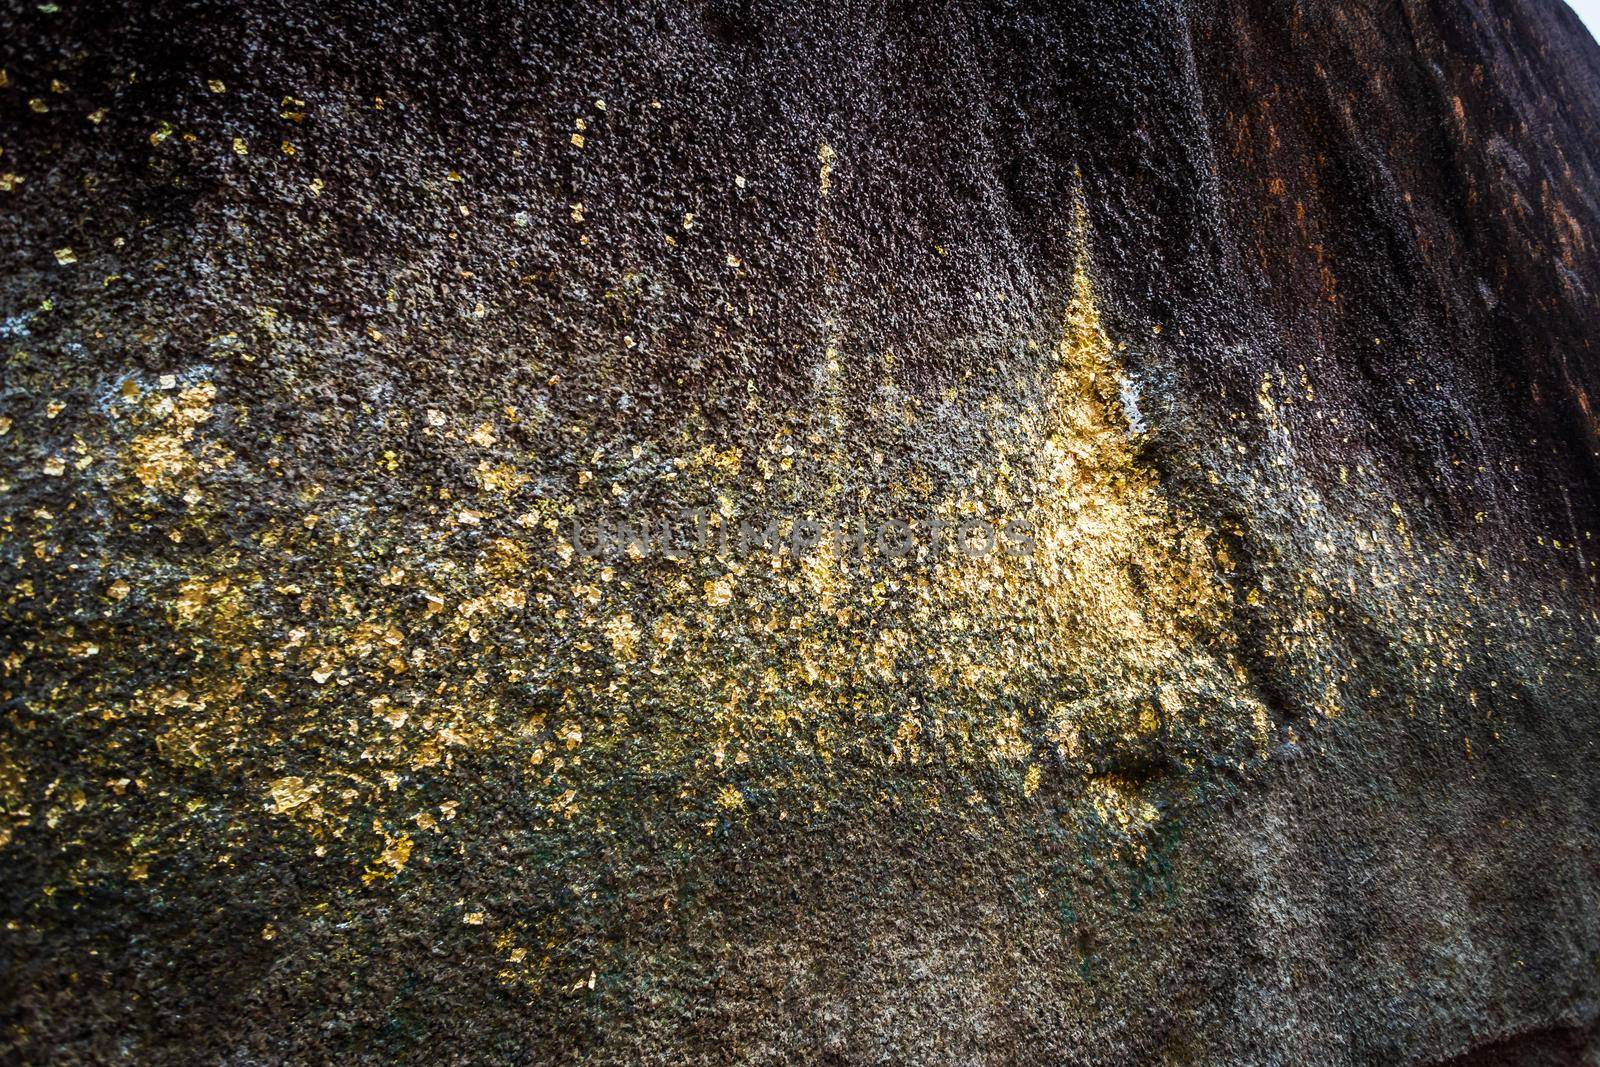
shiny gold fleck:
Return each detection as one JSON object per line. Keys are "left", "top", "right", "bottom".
{"left": 267, "top": 776, "right": 317, "bottom": 814}
{"left": 704, "top": 575, "right": 734, "bottom": 607}
{"left": 818, "top": 142, "right": 836, "bottom": 195}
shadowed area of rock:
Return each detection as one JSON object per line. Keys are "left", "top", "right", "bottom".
{"left": 2, "top": 0, "right": 1600, "bottom": 1063}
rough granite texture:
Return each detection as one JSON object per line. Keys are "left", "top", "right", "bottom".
{"left": 3, "top": 0, "right": 1600, "bottom": 1063}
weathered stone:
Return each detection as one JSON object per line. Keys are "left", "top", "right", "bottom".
{"left": 2, "top": 1, "right": 1599, "bottom": 1062}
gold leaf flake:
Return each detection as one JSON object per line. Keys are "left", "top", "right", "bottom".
{"left": 817, "top": 142, "right": 836, "bottom": 195}
{"left": 602, "top": 614, "right": 640, "bottom": 661}
{"left": 267, "top": 776, "right": 316, "bottom": 814}
{"left": 704, "top": 575, "right": 734, "bottom": 608}
{"left": 378, "top": 832, "right": 413, "bottom": 872}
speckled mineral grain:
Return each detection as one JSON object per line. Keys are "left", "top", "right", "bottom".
{"left": 3, "top": 0, "right": 1600, "bottom": 1063}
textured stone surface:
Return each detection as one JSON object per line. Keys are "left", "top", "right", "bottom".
{"left": 3, "top": 0, "right": 1600, "bottom": 1063}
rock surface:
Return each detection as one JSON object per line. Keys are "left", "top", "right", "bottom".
{"left": 3, "top": 0, "right": 1600, "bottom": 1063}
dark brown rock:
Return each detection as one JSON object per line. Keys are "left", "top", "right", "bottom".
{"left": 2, "top": 0, "right": 1599, "bottom": 1062}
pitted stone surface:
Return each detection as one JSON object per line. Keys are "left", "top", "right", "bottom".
{"left": 2, "top": 1, "right": 1599, "bottom": 1063}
